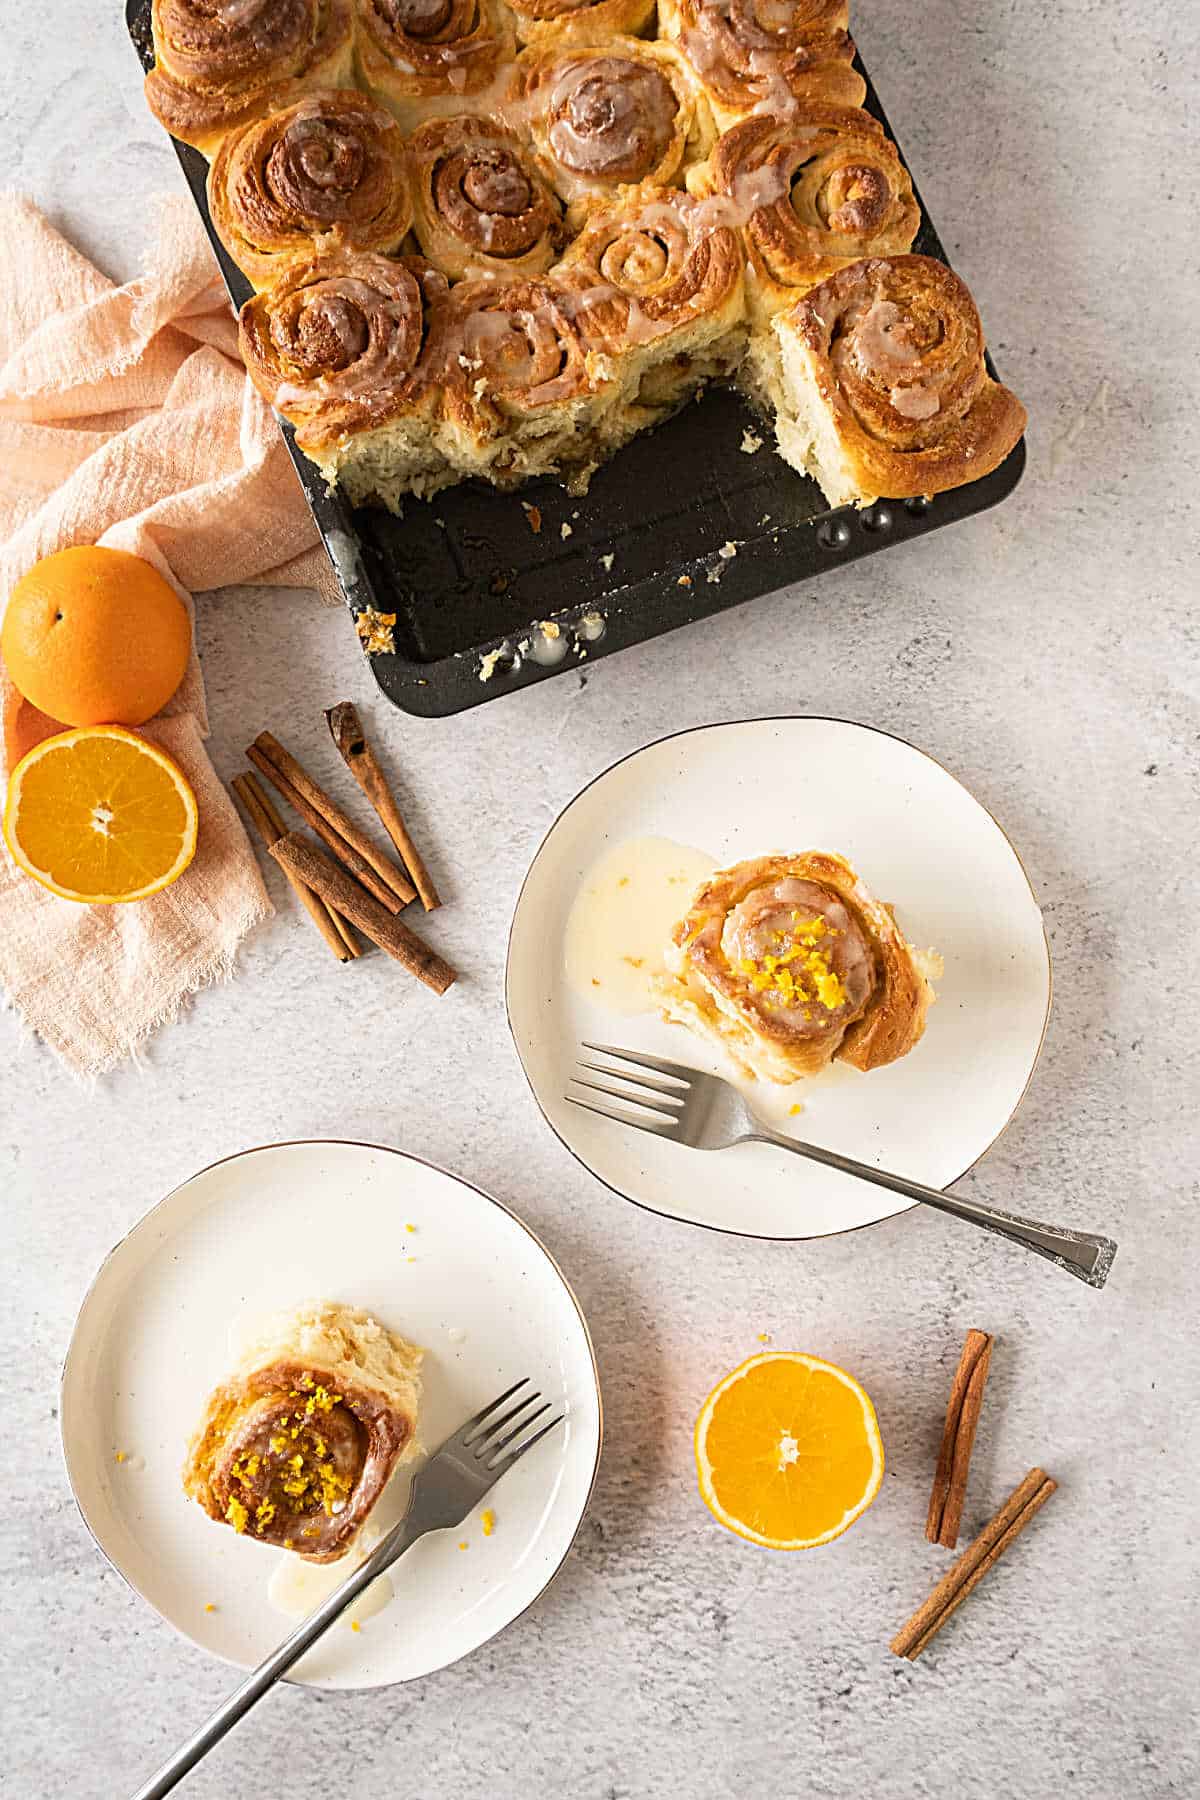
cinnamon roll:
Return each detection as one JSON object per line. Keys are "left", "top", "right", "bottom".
{"left": 354, "top": 0, "right": 516, "bottom": 131}
{"left": 431, "top": 275, "right": 622, "bottom": 488}
{"left": 658, "top": 851, "right": 938, "bottom": 1084}
{"left": 558, "top": 183, "right": 746, "bottom": 422}
{"left": 504, "top": 0, "right": 655, "bottom": 47}
{"left": 145, "top": 0, "right": 355, "bottom": 155}
{"left": 208, "top": 92, "right": 411, "bottom": 289}
{"left": 760, "top": 254, "right": 1027, "bottom": 507}
{"left": 511, "top": 38, "right": 710, "bottom": 225}
{"left": 690, "top": 105, "right": 919, "bottom": 319}
{"left": 182, "top": 1301, "right": 422, "bottom": 1562}
{"left": 407, "top": 115, "right": 566, "bottom": 279}
{"left": 660, "top": 0, "right": 865, "bottom": 130}
{"left": 239, "top": 248, "right": 452, "bottom": 504}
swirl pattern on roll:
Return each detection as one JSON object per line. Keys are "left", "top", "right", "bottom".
{"left": 407, "top": 115, "right": 566, "bottom": 279}
{"left": 182, "top": 1302, "right": 421, "bottom": 1563}
{"left": 697, "top": 104, "right": 919, "bottom": 309}
{"left": 774, "top": 254, "right": 1028, "bottom": 501}
{"left": 513, "top": 39, "right": 707, "bottom": 217}
{"left": 239, "top": 248, "right": 446, "bottom": 449}
{"left": 558, "top": 183, "right": 744, "bottom": 354}
{"left": 660, "top": 0, "right": 865, "bottom": 124}
{"left": 354, "top": 0, "right": 516, "bottom": 129}
{"left": 145, "top": 0, "right": 355, "bottom": 153}
{"left": 208, "top": 92, "right": 411, "bottom": 288}
{"left": 661, "top": 850, "right": 937, "bottom": 1083}
{"left": 503, "top": 0, "right": 655, "bottom": 47}
{"left": 434, "top": 276, "right": 600, "bottom": 420}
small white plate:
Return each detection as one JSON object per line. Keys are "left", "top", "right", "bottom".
{"left": 507, "top": 718, "right": 1050, "bottom": 1240}
{"left": 61, "top": 1141, "right": 601, "bottom": 1690}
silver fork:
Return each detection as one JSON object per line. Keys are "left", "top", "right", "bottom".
{"left": 131, "top": 1380, "right": 564, "bottom": 1800}
{"left": 568, "top": 1043, "right": 1117, "bottom": 1289}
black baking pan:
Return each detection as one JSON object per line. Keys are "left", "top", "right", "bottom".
{"left": 127, "top": 0, "right": 1025, "bottom": 717}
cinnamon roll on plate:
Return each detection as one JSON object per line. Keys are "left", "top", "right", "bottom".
{"left": 145, "top": 0, "right": 355, "bottom": 155}
{"left": 60, "top": 1140, "right": 602, "bottom": 1685}
{"left": 660, "top": 0, "right": 866, "bottom": 131}
{"left": 208, "top": 92, "right": 411, "bottom": 289}
{"left": 758, "top": 254, "right": 1028, "bottom": 507}
{"left": 658, "top": 851, "right": 939, "bottom": 1084}
{"left": 183, "top": 1301, "right": 422, "bottom": 1561}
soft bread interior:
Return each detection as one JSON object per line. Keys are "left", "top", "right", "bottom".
{"left": 655, "top": 938, "right": 812, "bottom": 1085}
{"left": 753, "top": 317, "right": 876, "bottom": 509}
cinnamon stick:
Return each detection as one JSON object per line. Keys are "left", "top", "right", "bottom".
{"left": 247, "top": 731, "right": 416, "bottom": 912}
{"left": 926, "top": 1329, "right": 994, "bottom": 1548}
{"left": 231, "top": 774, "right": 359, "bottom": 964}
{"left": 235, "top": 769, "right": 359, "bottom": 958}
{"left": 325, "top": 701, "right": 441, "bottom": 912}
{"left": 891, "top": 1467, "right": 1057, "bottom": 1661}
{"left": 270, "top": 833, "right": 456, "bottom": 995}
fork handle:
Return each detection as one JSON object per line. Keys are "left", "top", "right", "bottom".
{"left": 129, "top": 1511, "right": 420, "bottom": 1799}
{"left": 753, "top": 1131, "right": 1117, "bottom": 1289}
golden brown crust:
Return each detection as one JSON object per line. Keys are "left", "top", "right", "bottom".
{"left": 407, "top": 114, "right": 567, "bottom": 280}
{"left": 354, "top": 0, "right": 516, "bottom": 130}
{"left": 661, "top": 850, "right": 935, "bottom": 1083}
{"left": 207, "top": 91, "right": 411, "bottom": 289}
{"left": 558, "top": 181, "right": 744, "bottom": 356}
{"left": 238, "top": 248, "right": 446, "bottom": 451}
{"left": 775, "top": 254, "right": 1028, "bottom": 500}
{"left": 512, "top": 37, "right": 710, "bottom": 224}
{"left": 659, "top": 0, "right": 865, "bottom": 129}
{"left": 692, "top": 105, "right": 919, "bottom": 317}
{"left": 181, "top": 1302, "right": 422, "bottom": 1563}
{"left": 504, "top": 0, "right": 655, "bottom": 47}
{"left": 145, "top": 0, "right": 355, "bottom": 155}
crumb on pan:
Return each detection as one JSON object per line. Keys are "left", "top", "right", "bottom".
{"left": 355, "top": 609, "right": 397, "bottom": 656}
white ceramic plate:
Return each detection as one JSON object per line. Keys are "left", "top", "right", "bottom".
{"left": 61, "top": 1141, "right": 601, "bottom": 1689}
{"left": 507, "top": 718, "right": 1050, "bottom": 1240}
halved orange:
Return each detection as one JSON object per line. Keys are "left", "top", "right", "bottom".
{"left": 3, "top": 725, "right": 198, "bottom": 904}
{"left": 695, "top": 1351, "right": 884, "bottom": 1550}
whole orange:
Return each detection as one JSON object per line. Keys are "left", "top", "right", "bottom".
{"left": 2, "top": 546, "right": 191, "bottom": 728}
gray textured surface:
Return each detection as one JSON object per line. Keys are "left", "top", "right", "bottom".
{"left": 3, "top": 1, "right": 1199, "bottom": 1794}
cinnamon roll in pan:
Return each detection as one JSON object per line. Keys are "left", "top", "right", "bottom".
{"left": 558, "top": 183, "right": 746, "bottom": 425}
{"left": 512, "top": 37, "right": 711, "bottom": 225}
{"left": 208, "top": 92, "right": 411, "bottom": 288}
{"left": 761, "top": 255, "right": 1028, "bottom": 507}
{"left": 504, "top": 0, "right": 655, "bottom": 48}
{"left": 239, "top": 248, "right": 454, "bottom": 504}
{"left": 183, "top": 1300, "right": 422, "bottom": 1562}
{"left": 407, "top": 115, "right": 567, "bottom": 279}
{"left": 354, "top": 0, "right": 516, "bottom": 131}
{"left": 659, "top": 851, "right": 938, "bottom": 1085}
{"left": 145, "top": 0, "right": 355, "bottom": 155}
{"left": 690, "top": 105, "right": 920, "bottom": 320}
{"left": 659, "top": 0, "right": 865, "bottom": 131}
{"left": 430, "top": 275, "right": 625, "bottom": 490}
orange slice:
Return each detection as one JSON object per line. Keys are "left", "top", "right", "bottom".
{"left": 695, "top": 1351, "right": 884, "bottom": 1550}
{"left": 3, "top": 725, "right": 198, "bottom": 904}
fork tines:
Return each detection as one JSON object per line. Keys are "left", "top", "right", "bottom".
{"left": 461, "top": 1378, "right": 564, "bottom": 1471}
{"left": 566, "top": 1043, "right": 692, "bottom": 1136}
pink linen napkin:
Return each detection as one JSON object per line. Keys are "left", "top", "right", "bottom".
{"left": 0, "top": 192, "right": 339, "bottom": 1076}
